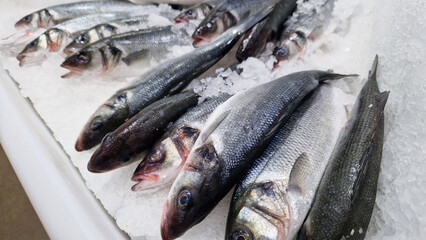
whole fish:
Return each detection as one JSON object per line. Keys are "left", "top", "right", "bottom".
{"left": 192, "top": 0, "right": 278, "bottom": 47}
{"left": 236, "top": 0, "right": 297, "bottom": 61}
{"left": 88, "top": 91, "right": 199, "bottom": 173}
{"left": 225, "top": 84, "right": 348, "bottom": 240}
{"left": 297, "top": 56, "right": 389, "bottom": 240}
{"left": 75, "top": 6, "right": 275, "bottom": 152}
{"left": 174, "top": 0, "right": 219, "bottom": 23}
{"left": 15, "top": 1, "right": 157, "bottom": 30}
{"left": 161, "top": 70, "right": 355, "bottom": 239}
{"left": 273, "top": 0, "right": 335, "bottom": 67}
{"left": 131, "top": 93, "right": 231, "bottom": 191}
{"left": 61, "top": 26, "right": 191, "bottom": 78}
{"left": 16, "top": 13, "right": 134, "bottom": 67}
{"left": 63, "top": 15, "right": 151, "bottom": 55}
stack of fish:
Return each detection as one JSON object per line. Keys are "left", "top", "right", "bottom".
{"left": 3, "top": 1, "right": 390, "bottom": 239}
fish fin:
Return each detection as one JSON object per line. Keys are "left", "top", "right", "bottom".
{"left": 121, "top": 49, "right": 150, "bottom": 66}
{"left": 352, "top": 141, "right": 373, "bottom": 204}
{"left": 288, "top": 152, "right": 310, "bottom": 195}
{"left": 366, "top": 55, "right": 380, "bottom": 93}
{"left": 318, "top": 72, "right": 359, "bottom": 82}
{"left": 199, "top": 110, "right": 231, "bottom": 143}
{"left": 374, "top": 91, "right": 390, "bottom": 118}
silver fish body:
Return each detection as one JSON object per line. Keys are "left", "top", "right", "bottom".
{"left": 226, "top": 84, "right": 348, "bottom": 240}
{"left": 61, "top": 26, "right": 191, "bottom": 78}
{"left": 16, "top": 13, "right": 134, "bottom": 66}
{"left": 236, "top": 0, "right": 297, "bottom": 61}
{"left": 192, "top": 0, "right": 278, "bottom": 47}
{"left": 297, "top": 56, "right": 389, "bottom": 240}
{"left": 161, "top": 70, "right": 354, "bottom": 239}
{"left": 273, "top": 0, "right": 335, "bottom": 67}
{"left": 131, "top": 93, "right": 231, "bottom": 191}
{"left": 74, "top": 7, "right": 274, "bottom": 152}
{"left": 15, "top": 1, "right": 157, "bottom": 30}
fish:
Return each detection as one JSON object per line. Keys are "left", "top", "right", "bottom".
{"left": 191, "top": 0, "right": 278, "bottom": 47}
{"left": 16, "top": 13, "right": 135, "bottom": 67}
{"left": 225, "top": 84, "right": 348, "bottom": 240}
{"left": 131, "top": 93, "right": 231, "bottom": 191}
{"left": 236, "top": 0, "right": 297, "bottom": 61}
{"left": 75, "top": 6, "right": 275, "bottom": 152}
{"left": 87, "top": 90, "right": 199, "bottom": 173}
{"left": 174, "top": 0, "right": 219, "bottom": 23}
{"left": 297, "top": 56, "right": 389, "bottom": 240}
{"left": 161, "top": 70, "right": 356, "bottom": 240}
{"left": 15, "top": 1, "right": 157, "bottom": 30}
{"left": 273, "top": 0, "right": 335, "bottom": 68}
{"left": 61, "top": 26, "right": 191, "bottom": 78}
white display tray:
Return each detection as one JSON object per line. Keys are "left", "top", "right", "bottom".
{"left": 0, "top": 68, "right": 128, "bottom": 239}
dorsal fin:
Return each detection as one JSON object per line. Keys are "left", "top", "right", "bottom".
{"left": 199, "top": 110, "right": 231, "bottom": 143}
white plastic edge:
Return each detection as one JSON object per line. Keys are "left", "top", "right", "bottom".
{"left": 0, "top": 67, "right": 128, "bottom": 240}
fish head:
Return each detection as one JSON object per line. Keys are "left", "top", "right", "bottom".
{"left": 131, "top": 127, "right": 200, "bottom": 191}
{"left": 273, "top": 31, "right": 306, "bottom": 68}
{"left": 75, "top": 91, "right": 130, "bottom": 151}
{"left": 174, "top": 3, "right": 213, "bottom": 23}
{"left": 64, "top": 32, "right": 92, "bottom": 55}
{"left": 87, "top": 132, "right": 133, "bottom": 173}
{"left": 192, "top": 11, "right": 237, "bottom": 47}
{"left": 15, "top": 9, "right": 53, "bottom": 30}
{"left": 16, "top": 29, "right": 63, "bottom": 66}
{"left": 226, "top": 182, "right": 291, "bottom": 240}
{"left": 162, "top": 142, "right": 222, "bottom": 239}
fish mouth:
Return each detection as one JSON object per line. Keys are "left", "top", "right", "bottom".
{"left": 60, "top": 62, "right": 84, "bottom": 78}
{"left": 192, "top": 35, "right": 211, "bottom": 47}
{"left": 174, "top": 18, "right": 187, "bottom": 23}
{"left": 161, "top": 202, "right": 171, "bottom": 240}
{"left": 16, "top": 53, "right": 46, "bottom": 67}
{"left": 75, "top": 133, "right": 85, "bottom": 151}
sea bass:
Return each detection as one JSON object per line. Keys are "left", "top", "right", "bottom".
{"left": 16, "top": 13, "right": 134, "bottom": 67}
{"left": 297, "top": 56, "right": 389, "bottom": 240}
{"left": 192, "top": 0, "right": 278, "bottom": 47}
{"left": 174, "top": 0, "right": 220, "bottom": 23}
{"left": 131, "top": 93, "right": 231, "bottom": 191}
{"left": 61, "top": 26, "right": 191, "bottom": 78}
{"left": 75, "top": 6, "right": 275, "bottom": 151}
{"left": 236, "top": 0, "right": 297, "bottom": 61}
{"left": 15, "top": 1, "right": 156, "bottom": 30}
{"left": 226, "top": 84, "right": 348, "bottom": 240}
{"left": 161, "top": 70, "right": 355, "bottom": 239}
{"left": 87, "top": 91, "right": 199, "bottom": 173}
{"left": 273, "top": 0, "right": 335, "bottom": 67}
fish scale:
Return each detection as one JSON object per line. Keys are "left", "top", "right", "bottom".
{"left": 298, "top": 56, "right": 389, "bottom": 240}
{"left": 226, "top": 84, "right": 348, "bottom": 240}
{"left": 161, "top": 70, "right": 354, "bottom": 239}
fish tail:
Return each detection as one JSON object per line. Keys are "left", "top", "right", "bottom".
{"left": 367, "top": 55, "right": 381, "bottom": 93}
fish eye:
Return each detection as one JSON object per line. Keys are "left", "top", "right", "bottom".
{"left": 178, "top": 190, "right": 191, "bottom": 209}
{"left": 116, "top": 93, "right": 126, "bottom": 102}
{"left": 206, "top": 21, "right": 216, "bottom": 32}
{"left": 122, "top": 155, "right": 131, "bottom": 163}
{"left": 187, "top": 10, "right": 195, "bottom": 18}
{"left": 104, "top": 25, "right": 115, "bottom": 32}
{"left": 22, "top": 15, "right": 32, "bottom": 23}
{"left": 148, "top": 149, "right": 163, "bottom": 163}
{"left": 77, "top": 33, "right": 89, "bottom": 44}
{"left": 28, "top": 39, "right": 38, "bottom": 48}
{"left": 77, "top": 52, "right": 90, "bottom": 64}
{"left": 274, "top": 47, "right": 289, "bottom": 58}
{"left": 90, "top": 117, "right": 103, "bottom": 130}
{"left": 231, "top": 229, "right": 252, "bottom": 240}
{"left": 108, "top": 46, "right": 120, "bottom": 56}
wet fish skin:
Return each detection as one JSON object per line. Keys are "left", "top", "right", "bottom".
{"left": 226, "top": 84, "right": 348, "bottom": 240}
{"left": 161, "top": 70, "right": 354, "bottom": 240}
{"left": 273, "top": 0, "right": 335, "bottom": 67}
{"left": 63, "top": 15, "right": 151, "bottom": 55}
{"left": 131, "top": 93, "right": 231, "bottom": 191}
{"left": 297, "top": 56, "right": 389, "bottom": 240}
{"left": 192, "top": 0, "right": 278, "bottom": 47}
{"left": 174, "top": 0, "right": 218, "bottom": 23}
{"left": 15, "top": 1, "right": 156, "bottom": 30}
{"left": 236, "top": 0, "right": 297, "bottom": 61}
{"left": 87, "top": 91, "right": 199, "bottom": 173}
{"left": 75, "top": 6, "right": 274, "bottom": 151}
{"left": 16, "top": 13, "right": 133, "bottom": 67}
{"left": 61, "top": 26, "right": 191, "bottom": 78}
